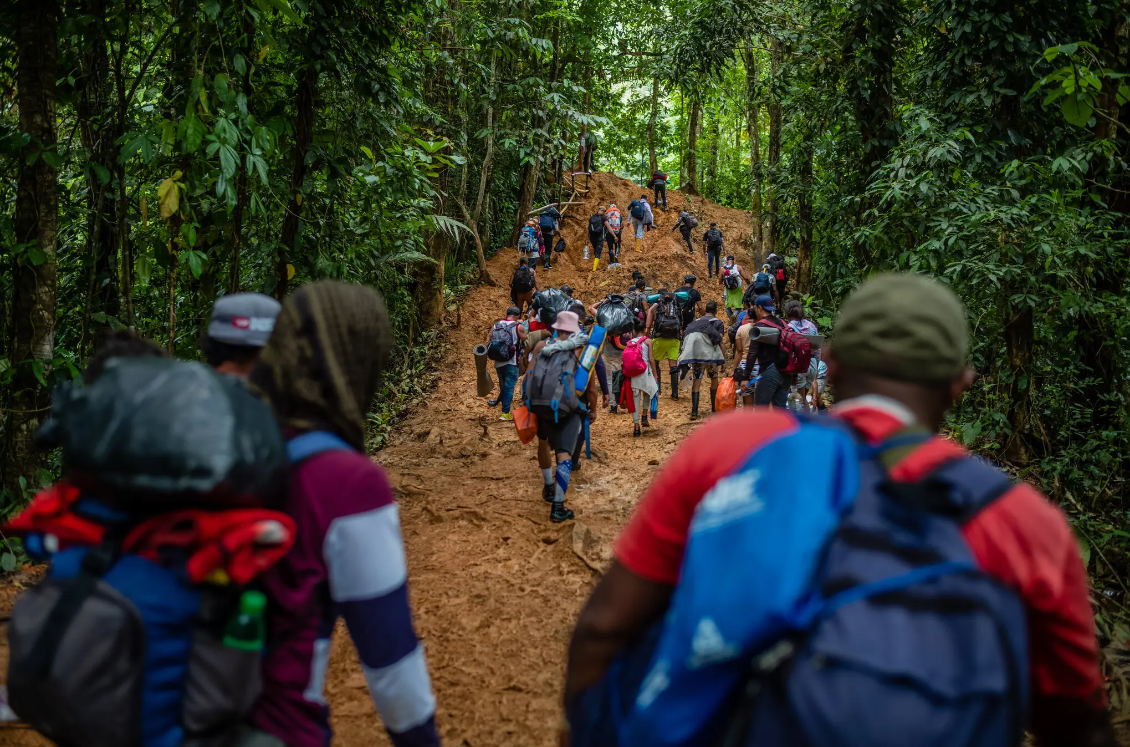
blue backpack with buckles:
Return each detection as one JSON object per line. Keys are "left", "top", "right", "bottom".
{"left": 570, "top": 417, "right": 1028, "bottom": 747}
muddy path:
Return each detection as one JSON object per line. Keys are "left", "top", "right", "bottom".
{"left": 338, "top": 173, "right": 762, "bottom": 747}
{"left": 0, "top": 173, "right": 761, "bottom": 747}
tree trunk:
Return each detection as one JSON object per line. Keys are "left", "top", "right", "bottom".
{"left": 77, "top": 0, "right": 118, "bottom": 354}
{"left": 741, "top": 49, "right": 762, "bottom": 248}
{"left": 1076, "top": 16, "right": 1128, "bottom": 436}
{"left": 166, "top": 245, "right": 178, "bottom": 352}
{"left": 685, "top": 97, "right": 701, "bottom": 195}
{"left": 707, "top": 112, "right": 719, "bottom": 198}
{"left": 511, "top": 25, "right": 556, "bottom": 247}
{"left": 763, "top": 39, "right": 783, "bottom": 259}
{"left": 1003, "top": 298, "right": 1034, "bottom": 465}
{"left": 228, "top": 3, "right": 254, "bottom": 295}
{"left": 679, "top": 91, "right": 687, "bottom": 186}
{"left": 113, "top": 5, "right": 134, "bottom": 327}
{"left": 469, "top": 51, "right": 498, "bottom": 282}
{"left": 796, "top": 141, "right": 814, "bottom": 294}
{"left": 846, "top": 1, "right": 898, "bottom": 176}
{"left": 647, "top": 75, "right": 660, "bottom": 173}
{"left": 4, "top": 0, "right": 59, "bottom": 495}
{"left": 418, "top": 163, "right": 450, "bottom": 330}
{"left": 277, "top": 66, "right": 316, "bottom": 299}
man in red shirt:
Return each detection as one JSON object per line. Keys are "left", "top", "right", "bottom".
{"left": 564, "top": 274, "right": 1114, "bottom": 747}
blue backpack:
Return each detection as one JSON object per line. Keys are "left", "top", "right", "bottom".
{"left": 7, "top": 432, "right": 352, "bottom": 747}
{"left": 570, "top": 417, "right": 1027, "bottom": 747}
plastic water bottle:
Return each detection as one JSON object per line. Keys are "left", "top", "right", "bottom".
{"left": 223, "top": 590, "right": 267, "bottom": 652}
{"left": 583, "top": 244, "right": 590, "bottom": 260}
{"left": 787, "top": 385, "right": 804, "bottom": 412}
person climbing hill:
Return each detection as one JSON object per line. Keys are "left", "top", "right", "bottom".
{"left": 628, "top": 195, "right": 648, "bottom": 252}
{"left": 518, "top": 218, "right": 541, "bottom": 264}
{"left": 485, "top": 306, "right": 527, "bottom": 420}
{"left": 623, "top": 319, "right": 657, "bottom": 437}
{"left": 720, "top": 255, "right": 748, "bottom": 321}
{"left": 677, "top": 300, "right": 725, "bottom": 420}
{"left": 510, "top": 258, "right": 538, "bottom": 315}
{"left": 648, "top": 170, "right": 669, "bottom": 210}
{"left": 768, "top": 252, "right": 788, "bottom": 304}
{"left": 744, "top": 263, "right": 773, "bottom": 309}
{"left": 671, "top": 211, "right": 698, "bottom": 254}
{"left": 538, "top": 207, "right": 561, "bottom": 270}
{"left": 583, "top": 129, "right": 597, "bottom": 172}
{"left": 525, "top": 310, "right": 599, "bottom": 523}
{"left": 674, "top": 274, "right": 703, "bottom": 331}
{"left": 641, "top": 196, "right": 656, "bottom": 233}
{"left": 587, "top": 207, "right": 615, "bottom": 272}
{"left": 605, "top": 203, "right": 623, "bottom": 261}
{"left": 646, "top": 287, "right": 683, "bottom": 403}
{"left": 703, "top": 222, "right": 724, "bottom": 278}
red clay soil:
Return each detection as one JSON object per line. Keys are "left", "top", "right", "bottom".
{"left": 0, "top": 173, "right": 761, "bottom": 747}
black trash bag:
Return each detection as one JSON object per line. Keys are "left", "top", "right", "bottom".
{"left": 39, "top": 357, "right": 287, "bottom": 509}
{"left": 531, "top": 288, "right": 572, "bottom": 316}
{"left": 596, "top": 295, "right": 633, "bottom": 335}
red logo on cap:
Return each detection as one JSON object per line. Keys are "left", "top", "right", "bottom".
{"left": 232, "top": 316, "right": 251, "bottom": 329}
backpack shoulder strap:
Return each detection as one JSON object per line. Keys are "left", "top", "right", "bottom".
{"left": 287, "top": 431, "right": 355, "bottom": 463}
{"left": 927, "top": 454, "right": 1015, "bottom": 523}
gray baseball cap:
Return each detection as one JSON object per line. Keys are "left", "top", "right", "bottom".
{"left": 207, "top": 292, "right": 281, "bottom": 347}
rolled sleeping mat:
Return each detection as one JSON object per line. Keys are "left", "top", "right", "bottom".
{"left": 747, "top": 326, "right": 780, "bottom": 344}
{"left": 474, "top": 344, "right": 494, "bottom": 397}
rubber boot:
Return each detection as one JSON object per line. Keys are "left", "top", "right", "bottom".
{"left": 654, "top": 367, "right": 662, "bottom": 409}
{"left": 710, "top": 388, "right": 718, "bottom": 413}
{"left": 593, "top": 257, "right": 600, "bottom": 272}
{"left": 690, "top": 391, "right": 700, "bottom": 420}
{"left": 670, "top": 369, "right": 679, "bottom": 400}
{"left": 635, "top": 237, "right": 641, "bottom": 252}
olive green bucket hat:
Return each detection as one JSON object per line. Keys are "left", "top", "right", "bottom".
{"left": 832, "top": 273, "right": 969, "bottom": 383}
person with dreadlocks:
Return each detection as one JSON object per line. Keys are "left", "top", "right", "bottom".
{"left": 247, "top": 281, "right": 440, "bottom": 747}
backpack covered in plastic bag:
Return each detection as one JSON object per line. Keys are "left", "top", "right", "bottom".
{"left": 7, "top": 358, "right": 295, "bottom": 747}
{"left": 569, "top": 422, "right": 1027, "bottom": 747}
{"left": 596, "top": 295, "right": 634, "bottom": 335}
{"left": 532, "top": 288, "right": 572, "bottom": 321}
{"left": 38, "top": 357, "right": 287, "bottom": 509}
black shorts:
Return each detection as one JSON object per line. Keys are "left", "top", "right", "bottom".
{"left": 533, "top": 407, "right": 583, "bottom": 454}
{"left": 589, "top": 231, "right": 604, "bottom": 257}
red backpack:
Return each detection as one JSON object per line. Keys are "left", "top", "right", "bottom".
{"left": 622, "top": 336, "right": 650, "bottom": 377}
{"left": 765, "top": 320, "right": 813, "bottom": 375}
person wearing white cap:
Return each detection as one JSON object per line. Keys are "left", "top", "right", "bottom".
{"left": 524, "top": 310, "right": 598, "bottom": 523}
{"left": 203, "top": 292, "right": 282, "bottom": 379}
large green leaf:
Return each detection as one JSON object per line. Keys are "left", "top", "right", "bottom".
{"left": 1060, "top": 94, "right": 1093, "bottom": 127}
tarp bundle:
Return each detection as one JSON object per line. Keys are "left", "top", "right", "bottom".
{"left": 38, "top": 357, "right": 287, "bottom": 508}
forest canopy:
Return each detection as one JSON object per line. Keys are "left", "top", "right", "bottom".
{"left": 1, "top": 0, "right": 1128, "bottom": 585}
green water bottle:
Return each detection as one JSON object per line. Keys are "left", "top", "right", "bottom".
{"left": 222, "top": 591, "right": 266, "bottom": 652}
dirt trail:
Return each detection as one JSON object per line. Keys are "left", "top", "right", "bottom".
{"left": 0, "top": 173, "right": 760, "bottom": 747}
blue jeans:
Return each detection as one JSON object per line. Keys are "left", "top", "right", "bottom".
{"left": 497, "top": 364, "right": 519, "bottom": 413}
{"left": 707, "top": 248, "right": 720, "bottom": 276}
